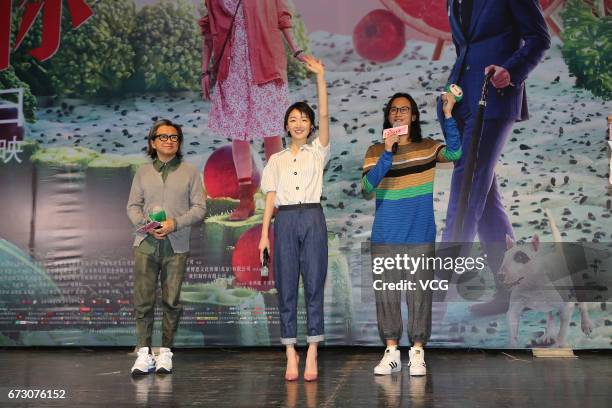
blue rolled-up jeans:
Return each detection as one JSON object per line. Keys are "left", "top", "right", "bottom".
{"left": 273, "top": 204, "right": 328, "bottom": 345}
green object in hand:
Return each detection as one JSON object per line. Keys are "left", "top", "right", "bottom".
{"left": 149, "top": 206, "right": 166, "bottom": 222}
{"left": 445, "top": 84, "right": 463, "bottom": 102}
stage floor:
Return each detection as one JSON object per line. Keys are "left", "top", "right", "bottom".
{"left": 0, "top": 348, "right": 610, "bottom": 407}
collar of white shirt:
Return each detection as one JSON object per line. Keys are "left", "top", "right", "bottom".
{"left": 278, "top": 137, "right": 329, "bottom": 156}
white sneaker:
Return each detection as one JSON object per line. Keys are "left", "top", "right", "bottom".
{"left": 131, "top": 347, "right": 156, "bottom": 375}
{"left": 374, "top": 348, "right": 402, "bottom": 375}
{"left": 155, "top": 347, "right": 173, "bottom": 374}
{"left": 408, "top": 347, "right": 426, "bottom": 376}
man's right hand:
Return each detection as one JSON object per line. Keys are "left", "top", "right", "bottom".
{"left": 384, "top": 134, "right": 399, "bottom": 152}
{"left": 201, "top": 72, "right": 211, "bottom": 100}
{"left": 485, "top": 65, "right": 512, "bottom": 89}
{"left": 151, "top": 228, "right": 166, "bottom": 240}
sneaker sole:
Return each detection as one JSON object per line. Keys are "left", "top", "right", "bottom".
{"left": 409, "top": 369, "right": 426, "bottom": 376}
{"left": 373, "top": 366, "right": 402, "bottom": 376}
{"left": 131, "top": 368, "right": 155, "bottom": 376}
{"left": 156, "top": 368, "right": 172, "bottom": 374}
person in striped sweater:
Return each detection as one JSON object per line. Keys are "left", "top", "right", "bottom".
{"left": 362, "top": 92, "right": 461, "bottom": 376}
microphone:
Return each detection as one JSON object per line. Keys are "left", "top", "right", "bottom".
{"left": 382, "top": 121, "right": 409, "bottom": 155}
{"left": 261, "top": 248, "right": 270, "bottom": 277}
{"left": 392, "top": 120, "right": 400, "bottom": 154}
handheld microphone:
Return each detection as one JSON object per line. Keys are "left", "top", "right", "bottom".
{"left": 382, "top": 121, "right": 408, "bottom": 155}
{"left": 392, "top": 120, "right": 401, "bottom": 154}
{"left": 261, "top": 248, "right": 270, "bottom": 277}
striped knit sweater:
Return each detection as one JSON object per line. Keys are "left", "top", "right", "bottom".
{"left": 362, "top": 118, "right": 462, "bottom": 244}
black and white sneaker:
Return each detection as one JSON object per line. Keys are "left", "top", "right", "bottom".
{"left": 374, "top": 348, "right": 402, "bottom": 375}
{"left": 408, "top": 347, "right": 426, "bottom": 376}
{"left": 131, "top": 347, "right": 156, "bottom": 375}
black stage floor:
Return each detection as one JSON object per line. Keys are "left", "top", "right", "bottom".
{"left": 0, "top": 348, "right": 610, "bottom": 407}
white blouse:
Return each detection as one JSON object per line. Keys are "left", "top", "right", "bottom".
{"left": 260, "top": 137, "right": 330, "bottom": 207}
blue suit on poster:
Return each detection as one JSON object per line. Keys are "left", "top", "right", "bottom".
{"left": 439, "top": 0, "right": 551, "bottom": 251}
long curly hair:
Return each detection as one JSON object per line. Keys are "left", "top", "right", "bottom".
{"left": 382, "top": 93, "right": 422, "bottom": 143}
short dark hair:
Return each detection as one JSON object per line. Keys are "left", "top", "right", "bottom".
{"left": 284, "top": 101, "right": 316, "bottom": 138}
{"left": 146, "top": 119, "right": 183, "bottom": 160}
{"left": 382, "top": 93, "right": 422, "bottom": 143}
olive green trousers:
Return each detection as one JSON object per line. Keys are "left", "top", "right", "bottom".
{"left": 133, "top": 236, "right": 187, "bottom": 348}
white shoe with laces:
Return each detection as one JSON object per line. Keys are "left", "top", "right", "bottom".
{"left": 374, "top": 347, "right": 402, "bottom": 375}
{"left": 131, "top": 347, "right": 156, "bottom": 375}
{"left": 408, "top": 347, "right": 426, "bottom": 376}
{"left": 155, "top": 347, "right": 173, "bottom": 374}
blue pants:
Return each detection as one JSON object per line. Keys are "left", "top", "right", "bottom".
{"left": 273, "top": 204, "right": 328, "bottom": 345}
{"left": 437, "top": 104, "right": 517, "bottom": 285}
{"left": 441, "top": 110, "right": 515, "bottom": 248}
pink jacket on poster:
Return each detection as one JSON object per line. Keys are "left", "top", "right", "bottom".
{"left": 199, "top": 0, "right": 293, "bottom": 85}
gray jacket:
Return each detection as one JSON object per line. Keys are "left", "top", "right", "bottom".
{"left": 126, "top": 161, "right": 206, "bottom": 253}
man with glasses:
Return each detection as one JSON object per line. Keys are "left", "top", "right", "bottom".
{"left": 127, "top": 119, "right": 206, "bottom": 375}
{"left": 363, "top": 92, "right": 461, "bottom": 376}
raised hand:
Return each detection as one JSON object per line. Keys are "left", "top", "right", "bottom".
{"left": 441, "top": 92, "right": 457, "bottom": 118}
{"left": 302, "top": 55, "right": 325, "bottom": 77}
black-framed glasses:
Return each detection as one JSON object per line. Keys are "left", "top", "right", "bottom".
{"left": 389, "top": 106, "right": 411, "bottom": 115}
{"left": 154, "top": 134, "right": 180, "bottom": 142}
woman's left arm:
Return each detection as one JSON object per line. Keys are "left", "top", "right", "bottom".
{"left": 303, "top": 56, "right": 329, "bottom": 147}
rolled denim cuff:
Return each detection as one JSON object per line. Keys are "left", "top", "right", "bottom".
{"left": 306, "top": 334, "right": 324, "bottom": 344}
{"left": 280, "top": 337, "right": 297, "bottom": 345}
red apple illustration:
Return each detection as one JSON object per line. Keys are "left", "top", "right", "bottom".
{"left": 232, "top": 224, "right": 275, "bottom": 291}
{"left": 380, "top": 0, "right": 451, "bottom": 40}
{"left": 353, "top": 9, "right": 406, "bottom": 63}
{"left": 203, "top": 145, "right": 261, "bottom": 199}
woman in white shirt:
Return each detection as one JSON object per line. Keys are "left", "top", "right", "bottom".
{"left": 259, "top": 56, "right": 329, "bottom": 382}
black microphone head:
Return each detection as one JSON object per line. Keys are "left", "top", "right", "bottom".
{"left": 392, "top": 120, "right": 402, "bottom": 154}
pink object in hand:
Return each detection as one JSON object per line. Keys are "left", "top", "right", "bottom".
{"left": 383, "top": 125, "right": 409, "bottom": 139}
{"left": 136, "top": 221, "right": 162, "bottom": 235}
